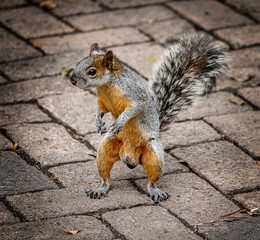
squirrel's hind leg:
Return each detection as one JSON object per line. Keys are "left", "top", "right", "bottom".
{"left": 87, "top": 136, "right": 121, "bottom": 199}
{"left": 141, "top": 140, "right": 170, "bottom": 202}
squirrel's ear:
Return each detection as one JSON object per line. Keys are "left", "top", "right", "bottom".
{"left": 102, "top": 50, "right": 113, "bottom": 71}
{"left": 90, "top": 43, "right": 99, "bottom": 56}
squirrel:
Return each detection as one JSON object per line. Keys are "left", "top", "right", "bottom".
{"left": 70, "top": 34, "right": 228, "bottom": 202}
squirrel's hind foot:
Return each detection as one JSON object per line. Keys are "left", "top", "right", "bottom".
{"left": 148, "top": 184, "right": 170, "bottom": 202}
{"left": 86, "top": 182, "right": 110, "bottom": 199}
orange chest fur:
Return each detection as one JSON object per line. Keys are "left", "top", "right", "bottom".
{"left": 97, "top": 84, "right": 131, "bottom": 119}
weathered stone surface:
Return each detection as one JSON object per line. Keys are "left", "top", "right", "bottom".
{"left": 230, "top": 47, "right": 260, "bottom": 68}
{"left": 234, "top": 191, "right": 260, "bottom": 213}
{"left": 103, "top": 206, "right": 200, "bottom": 240}
{"left": 0, "top": 0, "right": 26, "bottom": 8}
{"left": 0, "top": 201, "right": 19, "bottom": 225}
{"left": 197, "top": 216, "right": 260, "bottom": 240}
{"left": 172, "top": 141, "right": 260, "bottom": 194}
{"left": 32, "top": 27, "right": 149, "bottom": 54}
{"left": 0, "top": 75, "right": 7, "bottom": 83}
{"left": 0, "top": 6, "right": 73, "bottom": 39}
{"left": 6, "top": 123, "right": 93, "bottom": 167}
{"left": 0, "top": 151, "right": 57, "bottom": 197}
{"left": 0, "top": 215, "right": 113, "bottom": 240}
{"left": 215, "top": 25, "right": 260, "bottom": 49}
{"left": 85, "top": 132, "right": 102, "bottom": 150}
{"left": 48, "top": 153, "right": 188, "bottom": 187}
{"left": 111, "top": 43, "right": 163, "bottom": 78}
{"left": 168, "top": 1, "right": 252, "bottom": 31}
{"left": 0, "top": 28, "right": 41, "bottom": 62}
{"left": 177, "top": 92, "right": 252, "bottom": 121}
{"left": 33, "top": 0, "right": 102, "bottom": 16}
{"left": 205, "top": 112, "right": 260, "bottom": 158}
{"left": 6, "top": 181, "right": 152, "bottom": 221}
{"left": 136, "top": 173, "right": 240, "bottom": 225}
{"left": 139, "top": 18, "right": 196, "bottom": 43}
{"left": 99, "top": 0, "right": 167, "bottom": 9}
{"left": 0, "top": 104, "right": 51, "bottom": 126}
{"left": 0, "top": 76, "right": 81, "bottom": 104}
{"left": 0, "top": 134, "right": 12, "bottom": 150}
{"left": 162, "top": 120, "right": 220, "bottom": 150}
{"left": 238, "top": 87, "right": 260, "bottom": 108}
{"left": 66, "top": 6, "right": 174, "bottom": 32}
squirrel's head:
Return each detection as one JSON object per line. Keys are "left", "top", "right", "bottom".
{"left": 70, "top": 43, "right": 122, "bottom": 89}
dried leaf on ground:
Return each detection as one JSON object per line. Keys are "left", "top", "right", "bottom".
{"left": 146, "top": 56, "right": 158, "bottom": 62}
{"left": 86, "top": 149, "right": 97, "bottom": 157}
{"left": 40, "top": 0, "right": 57, "bottom": 9}
{"left": 229, "top": 99, "right": 245, "bottom": 106}
{"left": 13, "top": 143, "right": 18, "bottom": 150}
{"left": 66, "top": 229, "right": 79, "bottom": 235}
{"left": 35, "top": 217, "right": 40, "bottom": 221}
{"left": 61, "top": 67, "right": 74, "bottom": 77}
{"left": 230, "top": 75, "right": 250, "bottom": 82}
{"left": 33, "top": 42, "right": 44, "bottom": 48}
{"left": 73, "top": 134, "right": 83, "bottom": 141}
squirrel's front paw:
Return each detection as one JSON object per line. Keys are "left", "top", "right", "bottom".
{"left": 148, "top": 184, "right": 170, "bottom": 202}
{"left": 109, "top": 121, "right": 124, "bottom": 136}
{"left": 86, "top": 183, "right": 109, "bottom": 199}
{"left": 96, "top": 114, "right": 107, "bottom": 135}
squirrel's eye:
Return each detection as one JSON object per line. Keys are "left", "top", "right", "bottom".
{"left": 88, "top": 69, "right": 96, "bottom": 76}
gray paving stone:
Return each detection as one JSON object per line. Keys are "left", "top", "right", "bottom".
{"left": 238, "top": 87, "right": 260, "bottom": 108}
{"left": 205, "top": 112, "right": 260, "bottom": 158}
{"left": 6, "top": 123, "right": 93, "bottom": 167}
{"left": 162, "top": 120, "right": 220, "bottom": 150}
{"left": 0, "top": 0, "right": 26, "bottom": 8}
{"left": 176, "top": 92, "right": 252, "bottom": 121}
{"left": 103, "top": 206, "right": 200, "bottom": 240}
{"left": 98, "top": 0, "right": 167, "bottom": 9}
{"left": 0, "top": 215, "right": 113, "bottom": 240}
{"left": 234, "top": 191, "right": 260, "bottom": 213}
{"left": 0, "top": 201, "right": 19, "bottom": 225}
{"left": 48, "top": 153, "right": 188, "bottom": 187}
{"left": 111, "top": 43, "right": 163, "bottom": 78}
{"left": 197, "top": 216, "right": 260, "bottom": 240}
{"left": 6, "top": 181, "right": 152, "bottom": 221}
{"left": 230, "top": 47, "right": 260, "bottom": 68}
{"left": 0, "top": 50, "right": 86, "bottom": 81}
{"left": 0, "top": 134, "right": 12, "bottom": 150}
{"left": 0, "top": 28, "right": 41, "bottom": 62}
{"left": 167, "top": 1, "right": 252, "bottom": 31}
{"left": 0, "top": 75, "right": 7, "bottom": 83}
{"left": 0, "top": 104, "right": 51, "bottom": 126}
{"left": 215, "top": 25, "right": 260, "bottom": 49}
{"left": 33, "top": 0, "right": 102, "bottom": 17}
{"left": 32, "top": 27, "right": 149, "bottom": 54}
{"left": 86, "top": 132, "right": 102, "bottom": 150}
{"left": 0, "top": 6, "right": 73, "bottom": 39}
{"left": 139, "top": 18, "right": 196, "bottom": 44}
{"left": 172, "top": 141, "right": 260, "bottom": 194}
{"left": 0, "top": 151, "right": 58, "bottom": 197}
{"left": 0, "top": 76, "right": 81, "bottom": 104}
{"left": 136, "top": 173, "right": 240, "bottom": 225}
{"left": 66, "top": 6, "right": 174, "bottom": 32}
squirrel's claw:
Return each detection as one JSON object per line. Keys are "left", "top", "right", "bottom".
{"left": 109, "top": 121, "right": 124, "bottom": 136}
{"left": 86, "top": 183, "right": 109, "bottom": 199}
{"left": 148, "top": 184, "right": 170, "bottom": 202}
{"left": 96, "top": 115, "right": 107, "bottom": 135}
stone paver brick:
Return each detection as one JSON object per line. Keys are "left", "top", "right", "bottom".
{"left": 98, "top": 0, "right": 168, "bottom": 9}
{"left": 0, "top": 104, "right": 51, "bottom": 126}
{"left": 66, "top": 6, "right": 174, "bottom": 32}
{"left": 139, "top": 18, "right": 196, "bottom": 44}
{"left": 0, "top": 75, "right": 7, "bottom": 83}
{"left": 0, "top": 76, "right": 81, "bottom": 104}
{"left": 0, "top": 215, "right": 113, "bottom": 240}
{"left": 197, "top": 216, "right": 260, "bottom": 240}
{"left": 0, "top": 201, "right": 19, "bottom": 225}
{"left": 226, "top": 0, "right": 260, "bottom": 22}
{"left": 6, "top": 181, "right": 152, "bottom": 221}
{"left": 0, "top": 50, "right": 86, "bottom": 81}
{"left": 136, "top": 173, "right": 240, "bottom": 225}
{"left": 0, "top": 151, "right": 58, "bottom": 197}
{"left": 6, "top": 123, "right": 93, "bottom": 167}
{"left": 230, "top": 47, "right": 260, "bottom": 68}
{"left": 32, "top": 27, "right": 149, "bottom": 54}
{"left": 0, "top": 6, "right": 73, "bottom": 39}
{"left": 33, "top": 0, "right": 102, "bottom": 17}
{"left": 0, "top": 28, "right": 41, "bottom": 63}
{"left": 215, "top": 25, "right": 260, "bottom": 49}
{"left": 162, "top": 120, "right": 220, "bottom": 150}
{"left": 205, "top": 112, "right": 260, "bottom": 158}
{"left": 111, "top": 43, "right": 163, "bottom": 78}
{"left": 48, "top": 153, "right": 188, "bottom": 187}
{"left": 238, "top": 87, "right": 260, "bottom": 108}
{"left": 0, "top": 0, "right": 26, "bottom": 8}
{"left": 103, "top": 206, "right": 200, "bottom": 240}
{"left": 0, "top": 134, "right": 12, "bottom": 150}
{"left": 168, "top": 1, "right": 252, "bottom": 31}
{"left": 172, "top": 141, "right": 260, "bottom": 194}
{"left": 233, "top": 191, "right": 260, "bottom": 213}
{"left": 176, "top": 92, "right": 252, "bottom": 121}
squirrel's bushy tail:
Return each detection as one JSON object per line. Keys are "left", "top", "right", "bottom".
{"left": 150, "top": 34, "right": 228, "bottom": 131}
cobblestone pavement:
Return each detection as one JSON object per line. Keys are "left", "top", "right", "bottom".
{"left": 0, "top": 0, "right": 259, "bottom": 239}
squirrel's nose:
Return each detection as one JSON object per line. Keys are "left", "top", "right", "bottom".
{"left": 70, "top": 75, "right": 77, "bottom": 85}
